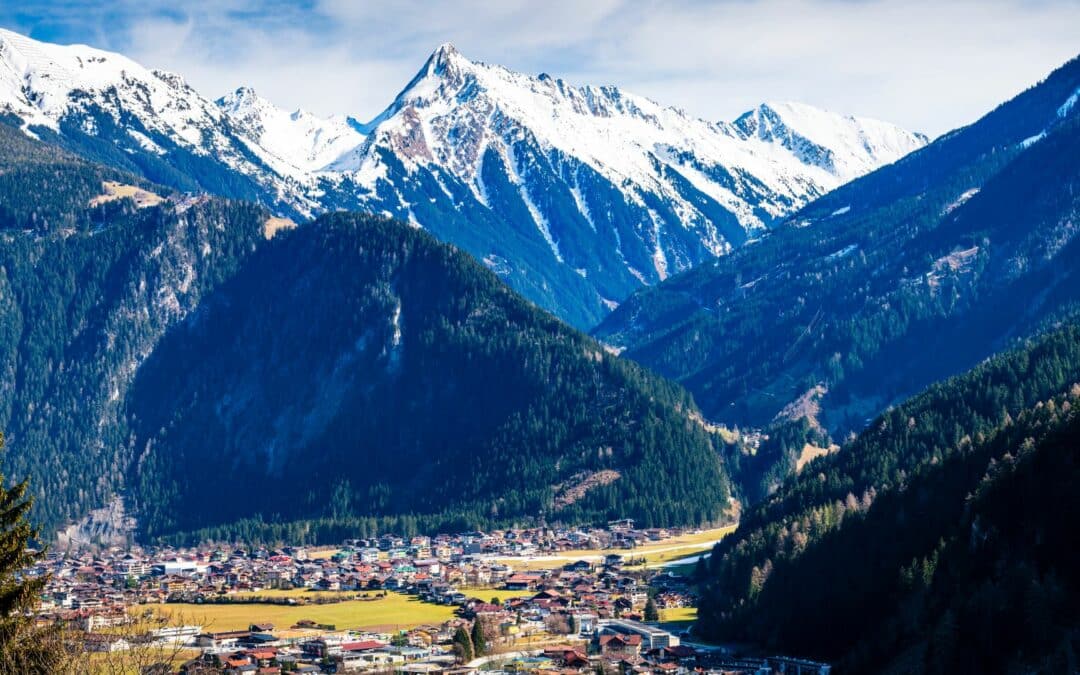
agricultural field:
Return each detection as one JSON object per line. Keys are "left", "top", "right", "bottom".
{"left": 303, "top": 547, "right": 341, "bottom": 560}
{"left": 88, "top": 180, "right": 164, "bottom": 208}
{"left": 149, "top": 591, "right": 456, "bottom": 633}
{"left": 87, "top": 647, "right": 201, "bottom": 675}
{"left": 658, "top": 606, "right": 697, "bottom": 625}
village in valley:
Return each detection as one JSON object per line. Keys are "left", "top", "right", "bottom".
{"left": 25, "top": 521, "right": 830, "bottom": 675}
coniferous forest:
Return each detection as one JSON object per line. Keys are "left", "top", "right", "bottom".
{"left": 126, "top": 211, "right": 733, "bottom": 542}
{"left": 595, "top": 56, "right": 1080, "bottom": 433}
{"left": 695, "top": 324, "right": 1080, "bottom": 672}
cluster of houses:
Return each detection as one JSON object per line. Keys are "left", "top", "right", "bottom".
{"left": 176, "top": 630, "right": 449, "bottom": 674}
{"left": 170, "top": 620, "right": 827, "bottom": 675}
{"left": 23, "top": 522, "right": 827, "bottom": 674}
{"left": 27, "top": 522, "right": 694, "bottom": 632}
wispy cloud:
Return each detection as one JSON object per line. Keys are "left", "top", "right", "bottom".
{"left": 3, "top": 0, "right": 1078, "bottom": 135}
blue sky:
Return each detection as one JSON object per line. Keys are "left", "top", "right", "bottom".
{"left": 2, "top": 0, "right": 1078, "bottom": 136}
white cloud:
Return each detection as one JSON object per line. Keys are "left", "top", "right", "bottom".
{"left": 9, "top": 0, "right": 1080, "bottom": 136}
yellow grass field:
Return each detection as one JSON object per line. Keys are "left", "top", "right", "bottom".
{"left": 150, "top": 592, "right": 456, "bottom": 633}
{"left": 659, "top": 606, "right": 697, "bottom": 624}
{"left": 87, "top": 648, "right": 201, "bottom": 675}
{"left": 262, "top": 215, "right": 297, "bottom": 239}
{"left": 88, "top": 181, "right": 164, "bottom": 209}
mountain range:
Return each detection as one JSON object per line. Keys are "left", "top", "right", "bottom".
{"left": 0, "top": 28, "right": 925, "bottom": 327}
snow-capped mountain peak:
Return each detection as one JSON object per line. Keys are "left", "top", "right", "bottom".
{"left": 361, "top": 44, "right": 925, "bottom": 210}
{"left": 0, "top": 27, "right": 326, "bottom": 216}
{"left": 0, "top": 28, "right": 215, "bottom": 142}
{"left": 343, "top": 44, "right": 928, "bottom": 306}
{"left": 428, "top": 42, "right": 465, "bottom": 70}
{"left": 216, "top": 86, "right": 365, "bottom": 173}
{"left": 734, "top": 101, "right": 929, "bottom": 181}
{"left": 0, "top": 29, "right": 929, "bottom": 327}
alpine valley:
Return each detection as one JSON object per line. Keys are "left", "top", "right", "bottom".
{"left": 0, "top": 12, "right": 1076, "bottom": 675}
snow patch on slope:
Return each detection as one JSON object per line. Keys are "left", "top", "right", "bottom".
{"left": 1059, "top": 86, "right": 1080, "bottom": 118}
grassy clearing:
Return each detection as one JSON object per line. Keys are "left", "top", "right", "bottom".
{"left": 86, "top": 648, "right": 201, "bottom": 675}
{"left": 150, "top": 592, "right": 455, "bottom": 633}
{"left": 662, "top": 560, "right": 699, "bottom": 577}
{"left": 263, "top": 216, "right": 297, "bottom": 239}
{"left": 89, "top": 181, "right": 164, "bottom": 208}
{"left": 795, "top": 442, "right": 839, "bottom": 473}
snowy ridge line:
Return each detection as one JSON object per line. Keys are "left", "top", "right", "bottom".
{"left": 0, "top": 29, "right": 930, "bottom": 324}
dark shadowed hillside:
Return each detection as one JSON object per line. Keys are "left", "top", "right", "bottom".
{"left": 0, "top": 121, "right": 270, "bottom": 535}
{"left": 126, "top": 212, "right": 733, "bottom": 543}
{"left": 695, "top": 323, "right": 1080, "bottom": 673}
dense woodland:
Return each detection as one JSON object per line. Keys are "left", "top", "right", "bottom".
{"left": 595, "top": 56, "right": 1080, "bottom": 436}
{"left": 127, "top": 212, "right": 733, "bottom": 543}
{"left": 0, "top": 122, "right": 272, "bottom": 534}
{"left": 695, "top": 324, "right": 1080, "bottom": 672}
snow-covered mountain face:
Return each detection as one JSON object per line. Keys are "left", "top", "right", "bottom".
{"left": 0, "top": 30, "right": 927, "bottom": 328}
{"left": 216, "top": 87, "right": 365, "bottom": 174}
{"left": 733, "top": 101, "right": 932, "bottom": 183}
{"left": 0, "top": 28, "right": 317, "bottom": 215}
{"left": 335, "top": 44, "right": 927, "bottom": 324}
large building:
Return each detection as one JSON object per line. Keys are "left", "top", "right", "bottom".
{"left": 597, "top": 619, "right": 680, "bottom": 649}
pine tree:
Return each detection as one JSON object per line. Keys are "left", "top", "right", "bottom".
{"left": 470, "top": 618, "right": 487, "bottom": 656}
{"left": 644, "top": 597, "right": 660, "bottom": 622}
{"left": 0, "top": 434, "right": 66, "bottom": 673}
{"left": 452, "top": 626, "right": 474, "bottom": 663}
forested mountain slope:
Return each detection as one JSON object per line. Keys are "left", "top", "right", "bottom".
{"left": 695, "top": 323, "right": 1080, "bottom": 673}
{"left": 126, "top": 212, "right": 732, "bottom": 543}
{"left": 595, "top": 55, "right": 1080, "bottom": 432}
{"left": 0, "top": 121, "right": 269, "bottom": 534}
{"left": 0, "top": 122, "right": 733, "bottom": 542}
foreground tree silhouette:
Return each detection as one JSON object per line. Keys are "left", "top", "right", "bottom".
{"left": 0, "top": 434, "right": 67, "bottom": 673}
